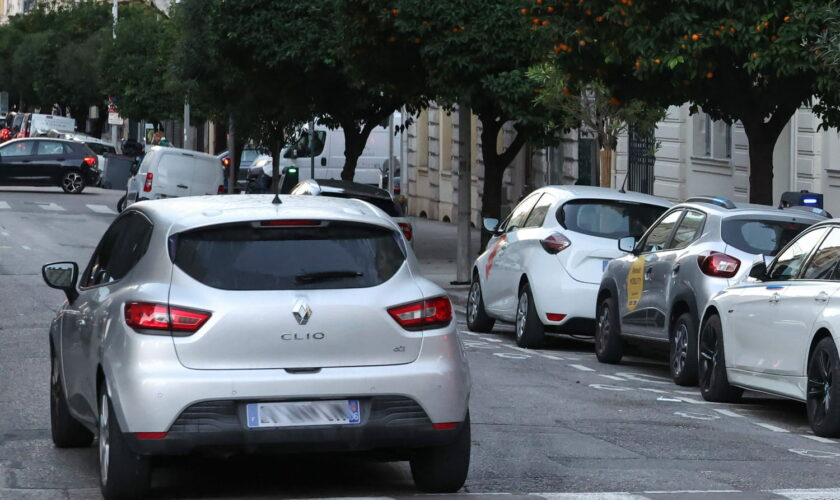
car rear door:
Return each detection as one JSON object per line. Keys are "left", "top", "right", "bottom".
{"left": 167, "top": 219, "right": 426, "bottom": 370}
{"left": 189, "top": 156, "right": 222, "bottom": 196}
{"left": 155, "top": 151, "right": 193, "bottom": 198}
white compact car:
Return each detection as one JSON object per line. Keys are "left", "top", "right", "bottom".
{"left": 467, "top": 186, "right": 672, "bottom": 348}
{"left": 700, "top": 219, "right": 840, "bottom": 436}
{"left": 126, "top": 146, "right": 224, "bottom": 207}
{"left": 42, "top": 195, "right": 470, "bottom": 498}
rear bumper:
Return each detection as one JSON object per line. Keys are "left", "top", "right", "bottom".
{"left": 529, "top": 265, "right": 598, "bottom": 332}
{"left": 124, "top": 396, "right": 463, "bottom": 456}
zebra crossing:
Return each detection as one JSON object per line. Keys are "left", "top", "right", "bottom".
{"left": 0, "top": 199, "right": 117, "bottom": 215}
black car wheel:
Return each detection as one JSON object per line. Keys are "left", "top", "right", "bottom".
{"left": 61, "top": 170, "right": 85, "bottom": 194}
{"left": 698, "top": 314, "right": 742, "bottom": 403}
{"left": 116, "top": 195, "right": 126, "bottom": 213}
{"left": 410, "top": 413, "right": 471, "bottom": 493}
{"left": 670, "top": 312, "right": 699, "bottom": 386}
{"left": 807, "top": 337, "right": 840, "bottom": 437}
{"left": 50, "top": 343, "right": 94, "bottom": 448}
{"left": 99, "top": 391, "right": 150, "bottom": 500}
{"left": 466, "top": 277, "right": 495, "bottom": 332}
{"left": 515, "top": 283, "right": 545, "bottom": 348}
{"left": 595, "top": 295, "right": 624, "bottom": 364}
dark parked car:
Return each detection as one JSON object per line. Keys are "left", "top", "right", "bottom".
{"left": 0, "top": 138, "right": 100, "bottom": 193}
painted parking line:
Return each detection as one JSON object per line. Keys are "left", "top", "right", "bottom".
{"left": 37, "top": 202, "right": 65, "bottom": 211}
{"left": 0, "top": 201, "right": 9, "bottom": 209}
{"left": 713, "top": 408, "right": 743, "bottom": 418}
{"left": 599, "top": 374, "right": 626, "bottom": 381}
{"left": 754, "top": 422, "right": 790, "bottom": 433}
{"left": 801, "top": 434, "right": 836, "bottom": 444}
{"left": 569, "top": 364, "right": 595, "bottom": 372}
{"left": 86, "top": 204, "right": 116, "bottom": 214}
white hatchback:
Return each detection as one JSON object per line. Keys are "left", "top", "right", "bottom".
{"left": 701, "top": 220, "right": 840, "bottom": 436}
{"left": 467, "top": 186, "right": 671, "bottom": 348}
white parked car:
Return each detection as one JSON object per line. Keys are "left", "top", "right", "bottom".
{"left": 125, "top": 146, "right": 224, "bottom": 207}
{"left": 467, "top": 186, "right": 672, "bottom": 348}
{"left": 700, "top": 220, "right": 840, "bottom": 436}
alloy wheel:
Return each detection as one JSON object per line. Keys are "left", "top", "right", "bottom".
{"left": 99, "top": 394, "right": 110, "bottom": 486}
{"left": 699, "top": 322, "right": 719, "bottom": 391}
{"left": 673, "top": 322, "right": 689, "bottom": 377}
{"left": 467, "top": 282, "right": 480, "bottom": 325}
{"left": 516, "top": 292, "right": 528, "bottom": 340}
{"left": 63, "top": 172, "right": 83, "bottom": 193}
{"left": 808, "top": 349, "right": 834, "bottom": 428}
{"left": 596, "top": 305, "right": 609, "bottom": 352}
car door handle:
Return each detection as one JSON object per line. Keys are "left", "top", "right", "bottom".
{"left": 177, "top": 184, "right": 189, "bottom": 189}
{"left": 769, "top": 292, "right": 781, "bottom": 303}
{"left": 816, "top": 291, "right": 830, "bottom": 303}
{"left": 644, "top": 267, "right": 653, "bottom": 280}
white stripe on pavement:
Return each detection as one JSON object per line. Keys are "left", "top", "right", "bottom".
{"left": 540, "top": 494, "right": 649, "bottom": 500}
{"left": 754, "top": 422, "right": 790, "bottom": 433}
{"left": 86, "top": 204, "right": 116, "bottom": 214}
{"left": 37, "top": 202, "right": 65, "bottom": 211}
{"left": 598, "top": 374, "right": 626, "bottom": 381}
{"left": 800, "top": 434, "right": 836, "bottom": 444}
{"left": 569, "top": 364, "right": 595, "bottom": 372}
{"left": 713, "top": 408, "right": 743, "bottom": 418}
{"left": 0, "top": 201, "right": 9, "bottom": 209}
{"left": 769, "top": 489, "right": 840, "bottom": 499}
{"left": 21, "top": 245, "right": 30, "bottom": 251}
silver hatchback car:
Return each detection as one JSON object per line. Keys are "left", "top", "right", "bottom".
{"left": 42, "top": 195, "right": 471, "bottom": 499}
{"left": 595, "top": 196, "right": 826, "bottom": 385}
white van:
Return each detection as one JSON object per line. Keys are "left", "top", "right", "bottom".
{"left": 20, "top": 113, "right": 76, "bottom": 137}
{"left": 125, "top": 146, "right": 224, "bottom": 207}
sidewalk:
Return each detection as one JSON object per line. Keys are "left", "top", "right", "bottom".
{"left": 410, "top": 216, "right": 482, "bottom": 309}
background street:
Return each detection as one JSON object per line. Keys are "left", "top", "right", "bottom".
{"left": 4, "top": 189, "right": 840, "bottom": 499}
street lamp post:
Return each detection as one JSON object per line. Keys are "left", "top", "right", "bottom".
{"left": 111, "top": 0, "right": 118, "bottom": 150}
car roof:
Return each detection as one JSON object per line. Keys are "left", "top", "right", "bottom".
{"left": 306, "top": 179, "right": 393, "bottom": 200}
{"left": 1, "top": 137, "right": 80, "bottom": 145}
{"left": 677, "top": 199, "right": 827, "bottom": 222}
{"left": 533, "top": 185, "right": 673, "bottom": 207}
{"left": 132, "top": 194, "right": 395, "bottom": 234}
{"left": 146, "top": 145, "right": 218, "bottom": 161}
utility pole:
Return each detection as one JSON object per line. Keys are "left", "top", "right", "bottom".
{"left": 111, "top": 0, "right": 118, "bottom": 150}
{"left": 453, "top": 104, "right": 472, "bottom": 285}
{"left": 388, "top": 112, "right": 395, "bottom": 196}
{"left": 228, "top": 115, "right": 236, "bottom": 194}
{"left": 183, "top": 98, "right": 190, "bottom": 150}
{"left": 309, "top": 118, "right": 315, "bottom": 180}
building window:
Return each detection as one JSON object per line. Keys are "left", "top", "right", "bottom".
{"left": 692, "top": 111, "right": 731, "bottom": 161}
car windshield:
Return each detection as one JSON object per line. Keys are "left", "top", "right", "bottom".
{"left": 241, "top": 149, "right": 261, "bottom": 163}
{"left": 721, "top": 218, "right": 812, "bottom": 256}
{"left": 558, "top": 200, "right": 667, "bottom": 239}
{"left": 172, "top": 221, "right": 405, "bottom": 290}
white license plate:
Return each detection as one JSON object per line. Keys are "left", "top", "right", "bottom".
{"left": 246, "top": 400, "right": 361, "bottom": 428}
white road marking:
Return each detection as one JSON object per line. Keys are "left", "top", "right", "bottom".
{"left": 644, "top": 490, "right": 740, "bottom": 494}
{"left": 613, "top": 372, "right": 671, "bottom": 384}
{"left": 506, "top": 345, "right": 565, "bottom": 360}
{"left": 771, "top": 487, "right": 840, "bottom": 497}
{"left": 460, "top": 331, "right": 481, "bottom": 336}
{"left": 638, "top": 388, "right": 669, "bottom": 394}
{"left": 713, "top": 408, "right": 743, "bottom": 418}
{"left": 589, "top": 384, "right": 633, "bottom": 391}
{"left": 656, "top": 396, "right": 683, "bottom": 402}
{"left": 674, "top": 390, "right": 700, "bottom": 395}
{"left": 599, "top": 374, "right": 626, "bottom": 381}
{"left": 801, "top": 434, "right": 836, "bottom": 444}
{"left": 542, "top": 354, "right": 564, "bottom": 360}
{"left": 21, "top": 245, "right": 30, "bottom": 251}
{"left": 540, "top": 494, "right": 649, "bottom": 500}
{"left": 86, "top": 204, "right": 116, "bottom": 214}
{"left": 755, "top": 422, "right": 790, "bottom": 433}
{"left": 0, "top": 201, "right": 9, "bottom": 209}
{"left": 492, "top": 352, "right": 530, "bottom": 359}
{"left": 674, "top": 411, "right": 720, "bottom": 421}
{"left": 569, "top": 364, "right": 595, "bottom": 372}
{"left": 673, "top": 396, "right": 710, "bottom": 405}
{"left": 788, "top": 449, "right": 840, "bottom": 458}
{"left": 0, "top": 231, "right": 8, "bottom": 236}
{"left": 37, "top": 202, "right": 65, "bottom": 211}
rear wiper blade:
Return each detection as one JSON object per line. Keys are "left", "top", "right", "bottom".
{"left": 295, "top": 271, "right": 363, "bottom": 283}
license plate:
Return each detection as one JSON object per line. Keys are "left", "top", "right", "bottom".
{"left": 246, "top": 400, "right": 361, "bottom": 428}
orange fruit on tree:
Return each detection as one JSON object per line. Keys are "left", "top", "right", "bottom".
{"left": 752, "top": 52, "right": 758, "bottom": 59}
{"left": 596, "top": 16, "right": 604, "bottom": 22}
{"left": 691, "top": 33, "right": 699, "bottom": 41}
{"left": 784, "top": 15, "right": 791, "bottom": 22}
{"left": 706, "top": 72, "right": 714, "bottom": 78}
{"left": 520, "top": 8, "right": 528, "bottom": 15}
{"left": 547, "top": 6, "right": 555, "bottom": 12}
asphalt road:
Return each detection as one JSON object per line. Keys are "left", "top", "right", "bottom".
{"left": 3, "top": 187, "right": 840, "bottom": 499}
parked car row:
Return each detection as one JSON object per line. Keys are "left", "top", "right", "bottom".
{"left": 467, "top": 186, "right": 838, "bottom": 436}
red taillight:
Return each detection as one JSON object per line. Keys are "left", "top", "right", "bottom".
{"left": 388, "top": 296, "right": 452, "bottom": 331}
{"left": 433, "top": 422, "right": 458, "bottom": 430}
{"left": 698, "top": 251, "right": 741, "bottom": 278}
{"left": 546, "top": 313, "right": 567, "bottom": 322}
{"left": 143, "top": 172, "right": 153, "bottom": 192}
{"left": 398, "top": 222, "right": 413, "bottom": 241}
{"left": 124, "top": 302, "right": 211, "bottom": 335}
{"left": 260, "top": 220, "right": 319, "bottom": 227}
{"left": 135, "top": 432, "right": 167, "bottom": 440}
{"left": 221, "top": 157, "right": 231, "bottom": 167}
{"left": 83, "top": 156, "right": 97, "bottom": 167}
{"left": 540, "top": 233, "right": 571, "bottom": 254}
{"left": 217, "top": 185, "right": 225, "bottom": 194}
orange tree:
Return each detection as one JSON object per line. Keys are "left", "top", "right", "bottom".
{"left": 530, "top": 0, "right": 840, "bottom": 205}
{"left": 386, "top": 0, "right": 569, "bottom": 234}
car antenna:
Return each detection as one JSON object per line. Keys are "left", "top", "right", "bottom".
{"left": 271, "top": 168, "right": 282, "bottom": 205}
{"left": 618, "top": 168, "right": 629, "bottom": 193}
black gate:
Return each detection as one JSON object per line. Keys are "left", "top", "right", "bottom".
{"left": 627, "top": 126, "right": 655, "bottom": 194}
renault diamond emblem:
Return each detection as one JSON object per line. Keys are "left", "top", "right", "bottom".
{"left": 292, "top": 300, "right": 312, "bottom": 326}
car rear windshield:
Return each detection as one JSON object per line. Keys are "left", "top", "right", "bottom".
{"left": 320, "top": 192, "right": 403, "bottom": 217}
{"left": 721, "top": 219, "right": 812, "bottom": 256}
{"left": 172, "top": 221, "right": 405, "bottom": 290}
{"left": 558, "top": 200, "right": 667, "bottom": 239}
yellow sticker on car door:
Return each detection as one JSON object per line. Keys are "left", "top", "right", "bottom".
{"left": 626, "top": 255, "right": 646, "bottom": 311}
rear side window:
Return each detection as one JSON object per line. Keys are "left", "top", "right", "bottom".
{"left": 173, "top": 221, "right": 405, "bottom": 290}
{"left": 81, "top": 212, "right": 154, "bottom": 287}
{"left": 559, "top": 200, "right": 667, "bottom": 240}
{"left": 722, "top": 219, "right": 812, "bottom": 256}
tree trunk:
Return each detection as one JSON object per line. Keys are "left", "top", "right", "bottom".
{"left": 270, "top": 134, "right": 282, "bottom": 195}
{"left": 599, "top": 149, "right": 613, "bottom": 188}
{"left": 741, "top": 104, "right": 797, "bottom": 206}
{"left": 227, "top": 115, "right": 236, "bottom": 194}
{"left": 340, "top": 121, "right": 378, "bottom": 181}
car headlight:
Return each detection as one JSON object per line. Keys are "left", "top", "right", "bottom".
{"left": 254, "top": 159, "right": 270, "bottom": 167}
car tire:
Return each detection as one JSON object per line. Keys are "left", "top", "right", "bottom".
{"left": 595, "top": 295, "right": 624, "bottom": 364}
{"left": 698, "top": 314, "right": 742, "bottom": 403}
{"left": 410, "top": 413, "right": 470, "bottom": 493}
{"left": 466, "top": 276, "right": 495, "bottom": 333}
{"left": 60, "top": 170, "right": 86, "bottom": 194}
{"left": 515, "top": 283, "right": 545, "bottom": 348}
{"left": 50, "top": 344, "right": 94, "bottom": 448}
{"left": 99, "top": 391, "right": 151, "bottom": 500}
{"left": 807, "top": 337, "right": 840, "bottom": 437}
{"left": 116, "top": 195, "right": 126, "bottom": 213}
{"left": 670, "top": 312, "right": 699, "bottom": 386}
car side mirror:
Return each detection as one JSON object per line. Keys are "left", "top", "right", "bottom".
{"left": 749, "top": 257, "right": 770, "bottom": 281}
{"left": 42, "top": 262, "right": 79, "bottom": 302}
{"left": 482, "top": 218, "right": 500, "bottom": 234}
{"left": 618, "top": 236, "right": 637, "bottom": 254}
